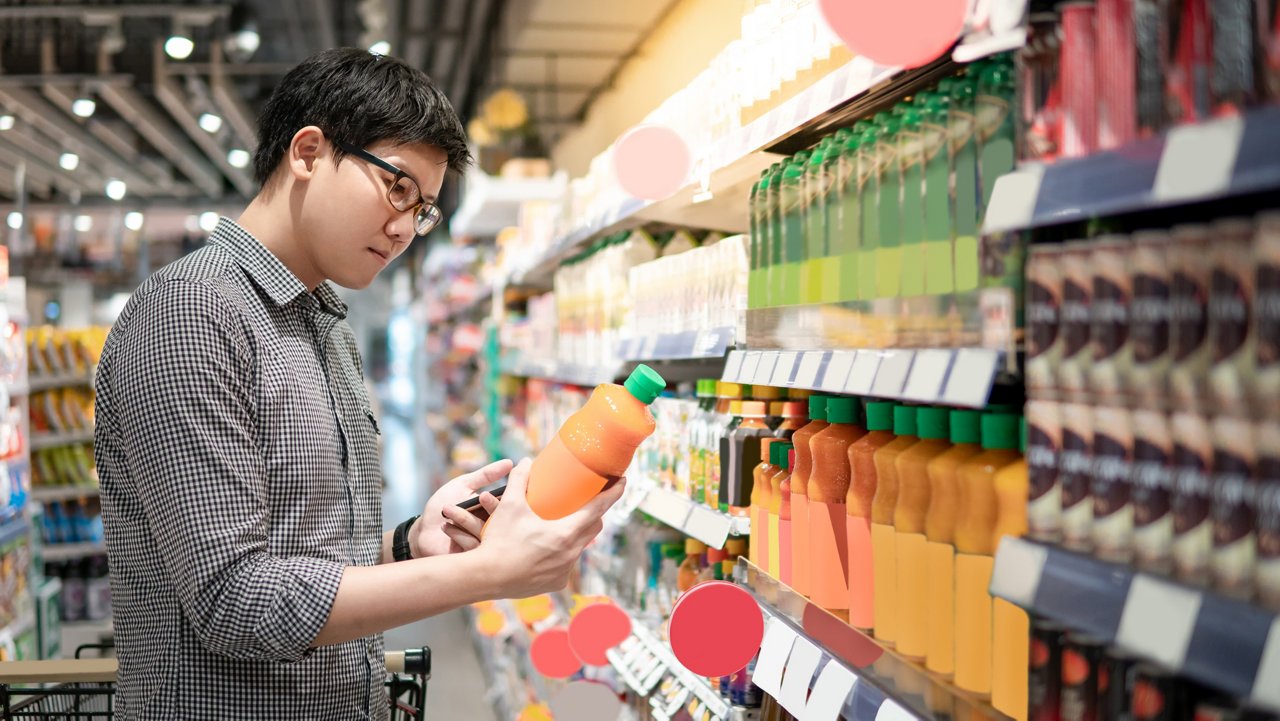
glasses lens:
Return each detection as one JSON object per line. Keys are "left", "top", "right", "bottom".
{"left": 415, "top": 204, "right": 442, "bottom": 235}
{"left": 388, "top": 176, "right": 420, "bottom": 211}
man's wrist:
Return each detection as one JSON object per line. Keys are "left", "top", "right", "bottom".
{"left": 407, "top": 516, "right": 424, "bottom": 559}
{"left": 393, "top": 515, "right": 420, "bottom": 561}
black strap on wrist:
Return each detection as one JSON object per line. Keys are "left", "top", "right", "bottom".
{"left": 393, "top": 515, "right": 420, "bottom": 562}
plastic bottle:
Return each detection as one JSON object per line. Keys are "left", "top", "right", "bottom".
{"left": 992, "top": 420, "right": 1030, "bottom": 721}
{"left": 846, "top": 401, "right": 898, "bottom": 629}
{"left": 923, "top": 409, "right": 985, "bottom": 677}
{"left": 954, "top": 413, "right": 1022, "bottom": 697}
{"left": 976, "top": 57, "right": 1017, "bottom": 216}
{"left": 706, "top": 546, "right": 728, "bottom": 582}
{"left": 749, "top": 168, "right": 772, "bottom": 309}
{"left": 765, "top": 163, "right": 788, "bottom": 308}
{"left": 780, "top": 158, "right": 808, "bottom": 307}
{"left": 898, "top": 106, "right": 927, "bottom": 304}
{"left": 755, "top": 385, "right": 783, "bottom": 428}
{"left": 806, "top": 397, "right": 867, "bottom": 610}
{"left": 751, "top": 437, "right": 780, "bottom": 570}
{"left": 678, "top": 539, "right": 708, "bottom": 593}
{"left": 919, "top": 91, "right": 955, "bottom": 306}
{"left": 708, "top": 382, "right": 746, "bottom": 512}
{"left": 875, "top": 111, "right": 903, "bottom": 302}
{"left": 836, "top": 125, "right": 865, "bottom": 304}
{"left": 728, "top": 401, "right": 773, "bottom": 516}
{"left": 869, "top": 404, "right": 920, "bottom": 645}
{"left": 948, "top": 73, "right": 982, "bottom": 294}
{"left": 803, "top": 141, "right": 831, "bottom": 304}
{"left": 856, "top": 121, "right": 883, "bottom": 303}
{"left": 527, "top": 365, "right": 666, "bottom": 519}
{"left": 690, "top": 379, "right": 719, "bottom": 504}
{"left": 820, "top": 129, "right": 849, "bottom": 304}
{"left": 790, "top": 396, "right": 831, "bottom": 599}
{"left": 774, "top": 401, "right": 807, "bottom": 440}
{"left": 769, "top": 443, "right": 795, "bottom": 581}
{"left": 724, "top": 538, "right": 748, "bottom": 581}
{"left": 893, "top": 406, "right": 953, "bottom": 662}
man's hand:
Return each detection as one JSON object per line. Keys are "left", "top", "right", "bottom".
{"left": 412, "top": 459, "right": 512, "bottom": 558}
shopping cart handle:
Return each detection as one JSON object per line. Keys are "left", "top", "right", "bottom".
{"left": 384, "top": 647, "right": 430, "bottom": 678}
{"left": 0, "top": 658, "right": 119, "bottom": 684}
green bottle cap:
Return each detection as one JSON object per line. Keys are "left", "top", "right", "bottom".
{"left": 834, "top": 128, "right": 853, "bottom": 142}
{"left": 794, "top": 150, "right": 812, "bottom": 163}
{"left": 808, "top": 395, "right": 828, "bottom": 421}
{"left": 879, "top": 114, "right": 901, "bottom": 136}
{"left": 624, "top": 364, "right": 666, "bottom": 405}
{"left": 826, "top": 397, "right": 857, "bottom": 424}
{"left": 844, "top": 131, "right": 862, "bottom": 152}
{"left": 783, "top": 164, "right": 806, "bottom": 180}
{"left": 899, "top": 106, "right": 923, "bottom": 130}
{"left": 778, "top": 443, "right": 794, "bottom": 469}
{"left": 916, "top": 406, "right": 950, "bottom": 440}
{"left": 809, "top": 146, "right": 827, "bottom": 166}
{"left": 769, "top": 442, "right": 780, "bottom": 466}
{"left": 893, "top": 404, "right": 918, "bottom": 436}
{"left": 949, "top": 409, "right": 982, "bottom": 445}
{"left": 981, "top": 413, "right": 1020, "bottom": 451}
{"left": 865, "top": 401, "right": 894, "bottom": 431}
{"left": 979, "top": 58, "right": 1016, "bottom": 91}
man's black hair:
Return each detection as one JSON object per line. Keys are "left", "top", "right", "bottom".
{"left": 252, "top": 48, "right": 472, "bottom": 190}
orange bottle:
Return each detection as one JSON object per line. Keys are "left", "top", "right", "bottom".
{"left": 845, "top": 401, "right": 897, "bottom": 629}
{"left": 870, "top": 405, "right": 920, "bottom": 645}
{"left": 678, "top": 539, "right": 708, "bottom": 593}
{"left": 774, "top": 401, "right": 808, "bottom": 440}
{"left": 771, "top": 443, "right": 795, "bottom": 583}
{"left": 527, "top": 365, "right": 666, "bottom": 519}
{"left": 893, "top": 406, "right": 953, "bottom": 662}
{"left": 991, "top": 420, "right": 1030, "bottom": 721}
{"left": 751, "top": 437, "right": 780, "bottom": 570}
{"left": 953, "top": 412, "right": 1022, "bottom": 697}
{"left": 755, "top": 385, "right": 783, "bottom": 428}
{"left": 790, "top": 396, "right": 831, "bottom": 599}
{"left": 923, "top": 409, "right": 984, "bottom": 678}
{"left": 807, "top": 397, "right": 867, "bottom": 610}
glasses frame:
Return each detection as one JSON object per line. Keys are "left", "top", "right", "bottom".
{"left": 336, "top": 142, "right": 443, "bottom": 236}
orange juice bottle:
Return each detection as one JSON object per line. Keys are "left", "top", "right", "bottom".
{"left": 751, "top": 437, "right": 781, "bottom": 570}
{"left": 923, "top": 409, "right": 984, "bottom": 677}
{"left": 790, "top": 396, "right": 831, "bottom": 599}
{"left": 775, "top": 401, "right": 808, "bottom": 440}
{"left": 807, "top": 397, "right": 867, "bottom": 610}
{"left": 771, "top": 443, "right": 795, "bottom": 582}
{"left": 953, "top": 412, "right": 1021, "bottom": 697}
{"left": 678, "top": 539, "right": 708, "bottom": 593}
{"left": 991, "top": 420, "right": 1030, "bottom": 721}
{"left": 845, "top": 401, "right": 897, "bottom": 629}
{"left": 527, "top": 365, "right": 666, "bottom": 519}
{"left": 870, "top": 404, "right": 920, "bottom": 645}
{"left": 724, "top": 538, "right": 748, "bottom": 579}
{"left": 755, "top": 385, "right": 783, "bottom": 428}
{"left": 893, "top": 406, "right": 953, "bottom": 662}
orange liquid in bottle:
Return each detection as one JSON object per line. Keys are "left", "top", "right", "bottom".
{"left": 751, "top": 437, "right": 780, "bottom": 571}
{"left": 806, "top": 397, "right": 866, "bottom": 610}
{"left": 527, "top": 366, "right": 665, "bottom": 519}
{"left": 870, "top": 405, "right": 920, "bottom": 645}
{"left": 790, "top": 396, "right": 831, "bottom": 599}
{"left": 991, "top": 422, "right": 1030, "bottom": 721}
{"left": 845, "top": 401, "right": 897, "bottom": 630}
{"left": 773, "top": 446, "right": 794, "bottom": 584}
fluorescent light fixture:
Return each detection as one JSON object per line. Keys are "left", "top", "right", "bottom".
{"left": 59, "top": 152, "right": 80, "bottom": 170}
{"left": 106, "top": 179, "right": 127, "bottom": 201}
{"left": 199, "top": 211, "right": 219, "bottom": 232}
{"left": 165, "top": 34, "right": 195, "bottom": 60}
{"left": 185, "top": 214, "right": 201, "bottom": 233}
{"left": 6, "top": 212, "right": 21, "bottom": 230}
{"left": 124, "top": 211, "right": 145, "bottom": 231}
{"left": 369, "top": 41, "right": 391, "bottom": 55}
{"left": 0, "top": 114, "right": 13, "bottom": 131}
{"left": 227, "top": 148, "right": 251, "bottom": 168}
{"left": 198, "top": 113, "right": 223, "bottom": 133}
{"left": 72, "top": 97, "right": 96, "bottom": 118}
{"left": 75, "top": 214, "right": 93, "bottom": 233}
{"left": 234, "top": 28, "right": 261, "bottom": 55}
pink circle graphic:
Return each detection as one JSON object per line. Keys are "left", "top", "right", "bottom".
{"left": 530, "top": 627, "right": 582, "bottom": 679}
{"left": 818, "top": 0, "right": 968, "bottom": 69}
{"left": 612, "top": 124, "right": 691, "bottom": 201}
{"left": 568, "top": 602, "right": 632, "bottom": 666}
{"left": 549, "top": 681, "right": 623, "bottom": 721}
{"left": 668, "top": 581, "right": 764, "bottom": 677}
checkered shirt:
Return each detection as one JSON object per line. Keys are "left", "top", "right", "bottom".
{"left": 94, "top": 218, "right": 389, "bottom": 720}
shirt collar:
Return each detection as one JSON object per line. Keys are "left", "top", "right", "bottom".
{"left": 208, "top": 217, "right": 348, "bottom": 319}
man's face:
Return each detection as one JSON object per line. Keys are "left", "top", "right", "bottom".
{"left": 298, "top": 139, "right": 447, "bottom": 290}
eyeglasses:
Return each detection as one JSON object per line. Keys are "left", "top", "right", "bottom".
{"left": 336, "top": 142, "right": 443, "bottom": 236}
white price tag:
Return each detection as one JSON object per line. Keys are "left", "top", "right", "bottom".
{"left": 901, "top": 349, "right": 955, "bottom": 402}
{"left": 871, "top": 350, "right": 914, "bottom": 398}
{"left": 640, "top": 335, "right": 659, "bottom": 360}
{"left": 756, "top": 352, "right": 779, "bottom": 386}
{"left": 794, "top": 351, "right": 828, "bottom": 389}
{"left": 941, "top": 348, "right": 1001, "bottom": 407}
{"left": 800, "top": 661, "right": 859, "bottom": 721}
{"left": 741, "top": 351, "right": 763, "bottom": 384}
{"left": 845, "top": 351, "right": 883, "bottom": 395}
{"left": 1154, "top": 116, "right": 1245, "bottom": 203}
{"left": 819, "top": 351, "right": 856, "bottom": 393}
{"left": 771, "top": 351, "right": 799, "bottom": 386}
{"left": 639, "top": 488, "right": 693, "bottom": 531}
{"left": 982, "top": 164, "right": 1046, "bottom": 235}
{"left": 1116, "top": 575, "right": 1201, "bottom": 669}
{"left": 1254, "top": 619, "right": 1280, "bottom": 709}
{"left": 875, "top": 700, "right": 918, "bottom": 721}
{"left": 990, "top": 537, "right": 1049, "bottom": 608}
{"left": 752, "top": 617, "right": 798, "bottom": 697}
{"left": 723, "top": 351, "right": 746, "bottom": 382}
{"left": 686, "top": 505, "right": 733, "bottom": 550}
{"left": 778, "top": 638, "right": 824, "bottom": 718}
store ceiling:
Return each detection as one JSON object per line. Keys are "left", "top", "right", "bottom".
{"left": 0, "top": 0, "right": 676, "bottom": 208}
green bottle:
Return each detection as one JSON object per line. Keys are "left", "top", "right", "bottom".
{"left": 898, "top": 105, "right": 927, "bottom": 302}
{"left": 765, "top": 161, "right": 787, "bottom": 308}
{"left": 976, "top": 56, "right": 1017, "bottom": 210}
{"left": 836, "top": 125, "right": 866, "bottom": 304}
{"left": 919, "top": 91, "right": 955, "bottom": 299}
{"left": 822, "top": 129, "right": 849, "bottom": 303}
{"left": 875, "top": 111, "right": 903, "bottom": 301}
{"left": 948, "top": 73, "right": 981, "bottom": 294}
{"left": 748, "top": 168, "right": 772, "bottom": 310}
{"left": 856, "top": 121, "right": 883, "bottom": 302}
{"left": 779, "top": 152, "right": 809, "bottom": 307}
{"left": 803, "top": 142, "right": 831, "bottom": 304}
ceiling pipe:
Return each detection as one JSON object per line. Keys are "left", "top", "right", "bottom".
{"left": 97, "top": 84, "right": 220, "bottom": 198}
{"left": 0, "top": 5, "right": 228, "bottom": 23}
{"left": 208, "top": 44, "right": 258, "bottom": 151}
{"left": 0, "top": 139, "right": 83, "bottom": 197}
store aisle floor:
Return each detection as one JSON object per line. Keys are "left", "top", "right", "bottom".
{"left": 379, "top": 411, "right": 497, "bottom": 721}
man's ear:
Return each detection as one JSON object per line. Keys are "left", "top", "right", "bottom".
{"left": 287, "top": 126, "right": 327, "bottom": 182}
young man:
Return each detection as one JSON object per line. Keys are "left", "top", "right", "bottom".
{"left": 94, "top": 48, "right": 621, "bottom": 720}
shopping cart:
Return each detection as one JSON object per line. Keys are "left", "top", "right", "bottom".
{"left": 0, "top": 643, "right": 432, "bottom": 720}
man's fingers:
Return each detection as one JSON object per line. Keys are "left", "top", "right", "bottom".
{"left": 459, "top": 459, "right": 514, "bottom": 491}
{"left": 442, "top": 504, "right": 486, "bottom": 538}
{"left": 478, "top": 492, "right": 500, "bottom": 514}
{"left": 568, "top": 476, "right": 627, "bottom": 523}
{"left": 442, "top": 524, "right": 480, "bottom": 551}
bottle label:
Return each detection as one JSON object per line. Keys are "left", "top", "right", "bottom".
{"left": 1060, "top": 408, "right": 1094, "bottom": 551}
{"left": 1132, "top": 424, "right": 1174, "bottom": 571}
{"left": 1172, "top": 430, "right": 1213, "bottom": 583}
{"left": 1091, "top": 410, "right": 1134, "bottom": 562}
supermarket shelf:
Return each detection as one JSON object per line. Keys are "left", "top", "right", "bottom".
{"left": 991, "top": 537, "right": 1280, "bottom": 712}
{"left": 983, "top": 104, "right": 1280, "bottom": 234}
{"left": 30, "top": 428, "right": 95, "bottom": 451}
{"left": 29, "top": 486, "right": 99, "bottom": 503}
{"left": 635, "top": 483, "right": 749, "bottom": 550}
{"left": 617, "top": 327, "right": 734, "bottom": 363}
{"left": 0, "top": 516, "right": 29, "bottom": 547}
{"left": 0, "top": 612, "right": 36, "bottom": 642}
{"left": 499, "top": 357, "right": 622, "bottom": 387}
{"left": 721, "top": 348, "right": 1002, "bottom": 409}
{"left": 733, "top": 558, "right": 1010, "bottom": 721}
{"left": 27, "top": 367, "right": 96, "bottom": 393}
{"left": 449, "top": 170, "right": 566, "bottom": 239}
{"left": 606, "top": 609, "right": 731, "bottom": 721}
{"left": 42, "top": 542, "right": 106, "bottom": 562}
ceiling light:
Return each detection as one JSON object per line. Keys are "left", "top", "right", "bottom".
{"left": 74, "top": 215, "right": 93, "bottom": 233}
{"left": 106, "top": 179, "right": 127, "bottom": 201}
{"left": 227, "top": 148, "right": 251, "bottom": 168}
{"left": 125, "top": 211, "right": 145, "bottom": 231}
{"left": 199, "top": 211, "right": 219, "bottom": 232}
{"left": 59, "top": 152, "right": 80, "bottom": 171}
{"left": 72, "top": 97, "right": 96, "bottom": 118}
{"left": 233, "top": 28, "right": 260, "bottom": 56}
{"left": 198, "top": 113, "right": 223, "bottom": 133}
{"left": 369, "top": 41, "right": 391, "bottom": 56}
{"left": 185, "top": 214, "right": 201, "bottom": 233}
{"left": 6, "top": 212, "right": 22, "bottom": 230}
{"left": 0, "top": 114, "right": 13, "bottom": 131}
{"left": 165, "top": 34, "right": 195, "bottom": 60}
